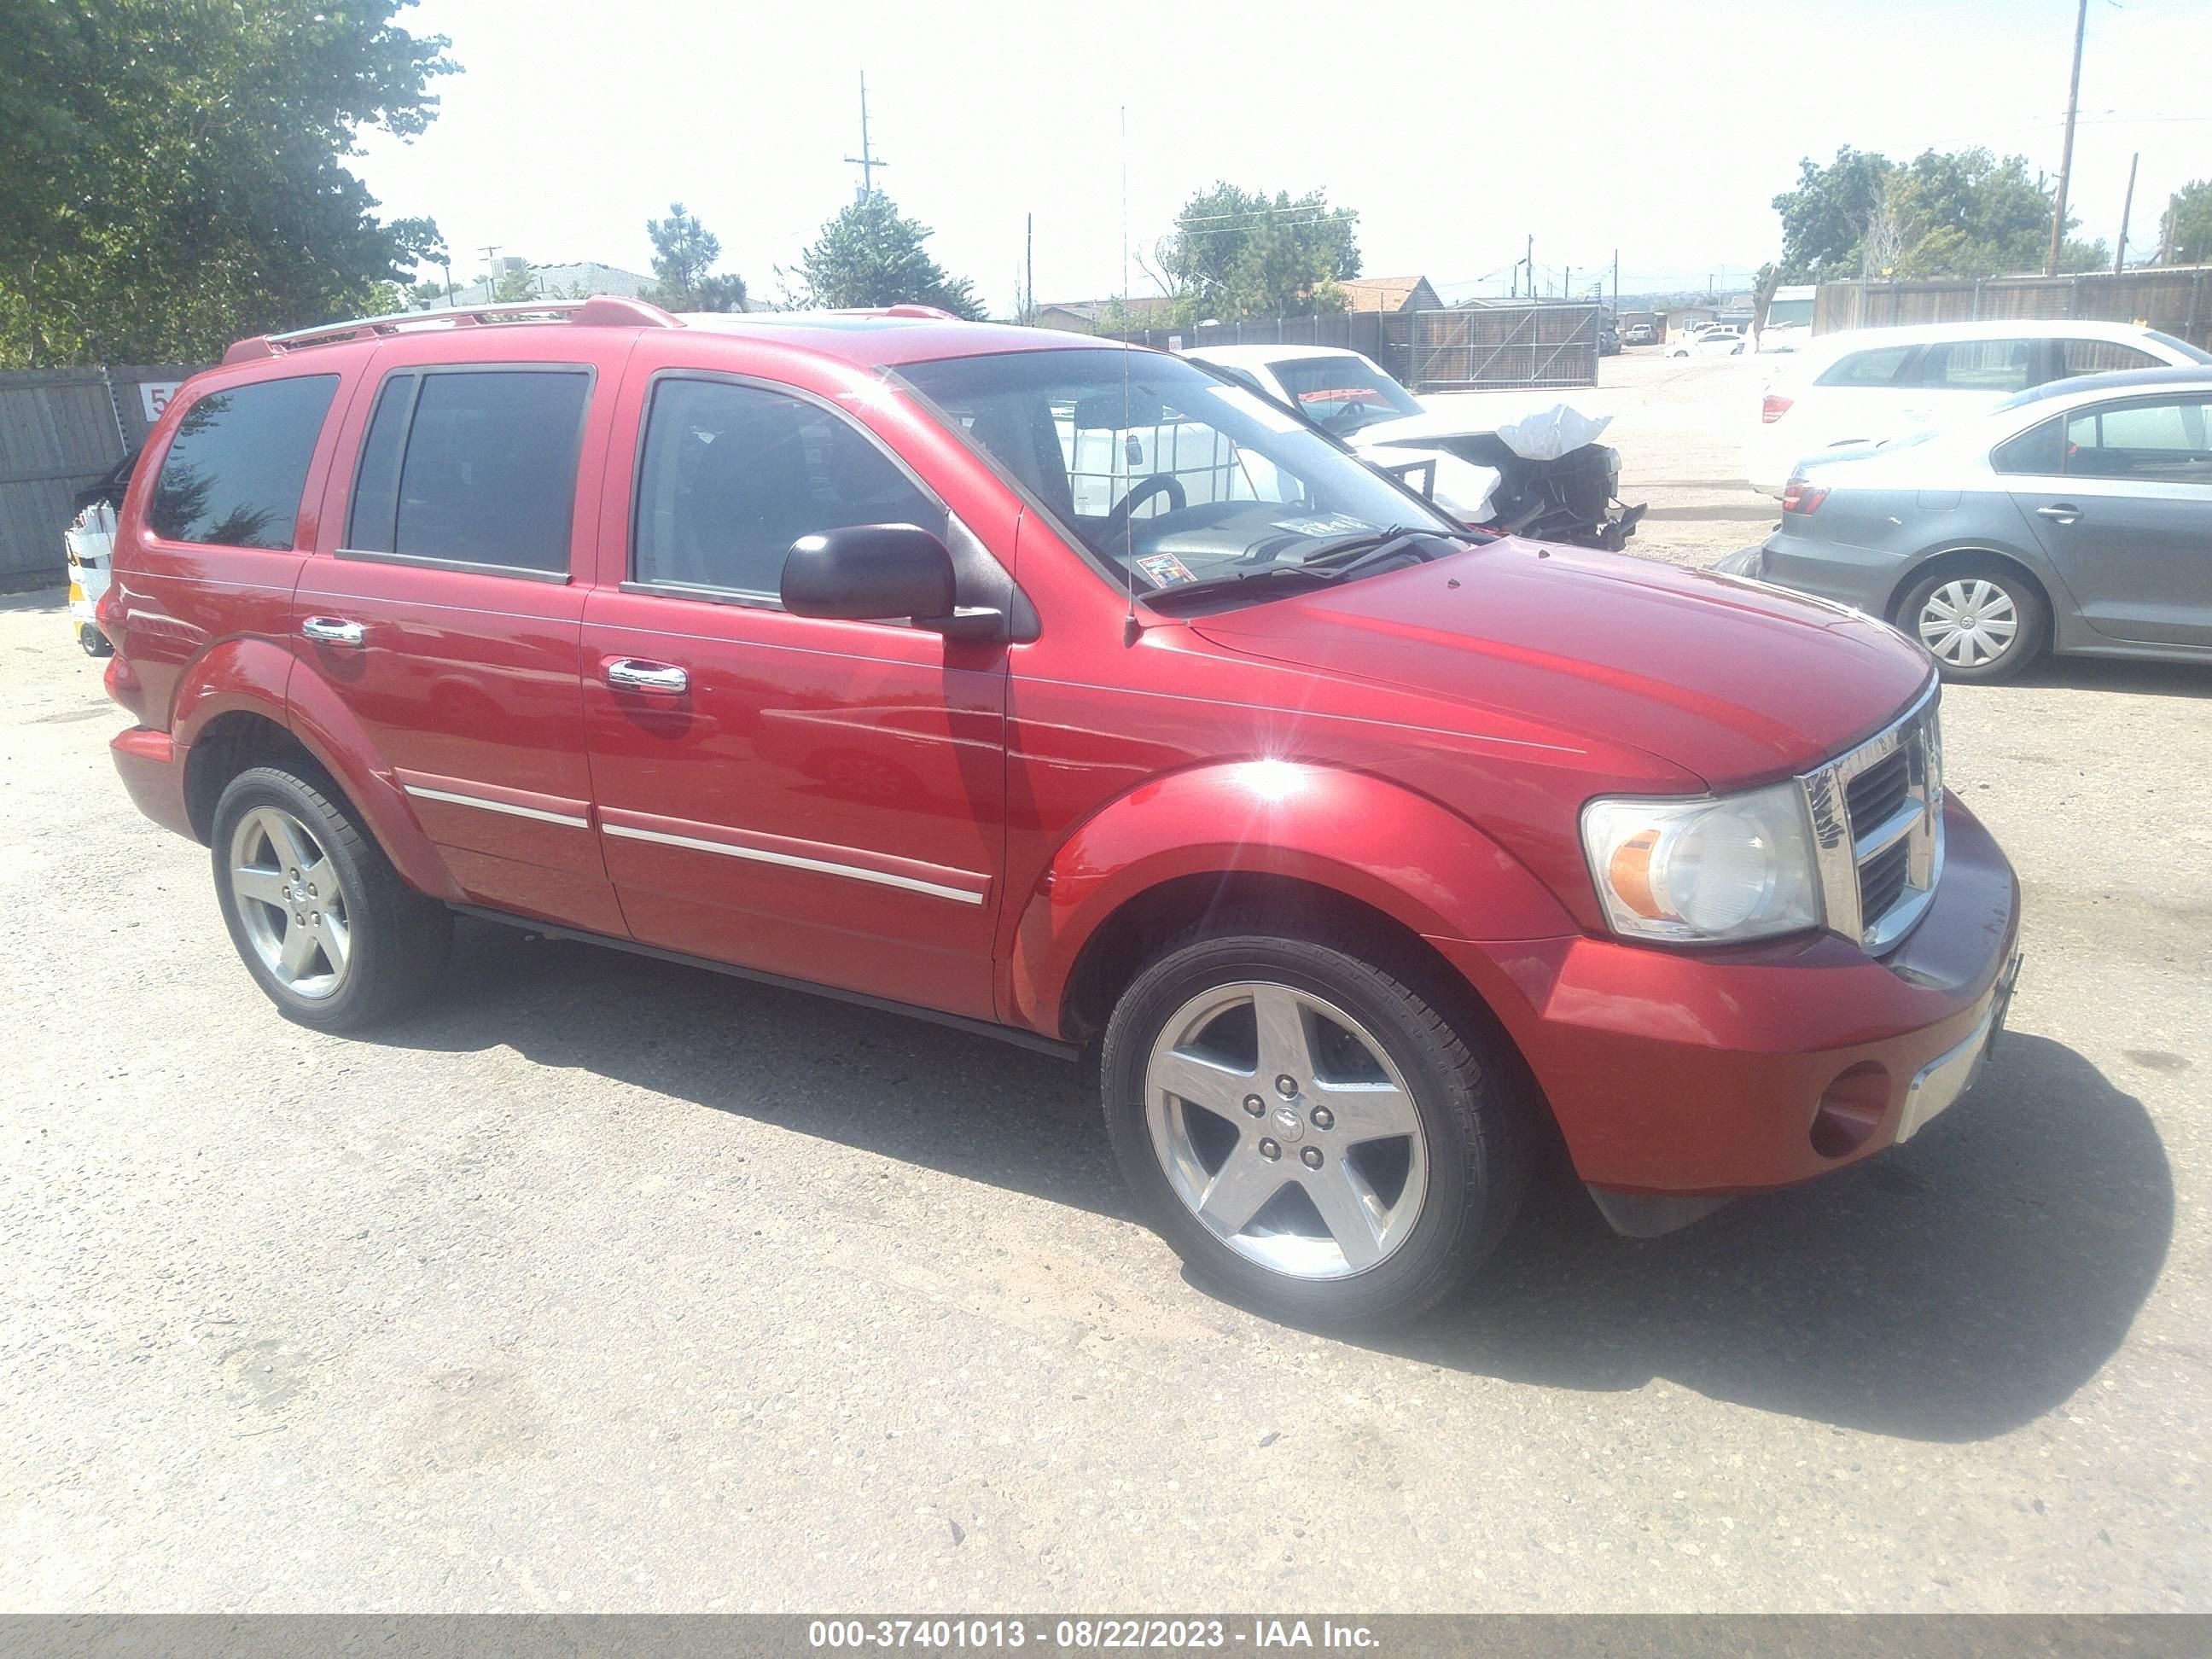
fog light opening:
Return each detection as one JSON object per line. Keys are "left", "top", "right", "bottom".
{"left": 1810, "top": 1062, "right": 1890, "bottom": 1160}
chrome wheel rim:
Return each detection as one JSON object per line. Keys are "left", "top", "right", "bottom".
{"left": 228, "top": 806, "right": 351, "bottom": 999}
{"left": 1918, "top": 579, "right": 2018, "bottom": 669}
{"left": 1144, "top": 981, "right": 1429, "bottom": 1281}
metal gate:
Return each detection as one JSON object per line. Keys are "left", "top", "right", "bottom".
{"left": 0, "top": 363, "right": 201, "bottom": 586}
{"left": 1404, "top": 305, "right": 1600, "bottom": 390}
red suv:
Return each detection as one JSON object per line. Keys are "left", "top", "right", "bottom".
{"left": 102, "top": 298, "right": 2022, "bottom": 1324}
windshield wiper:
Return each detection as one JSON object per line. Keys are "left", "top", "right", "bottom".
{"left": 1298, "top": 526, "right": 1463, "bottom": 572}
{"left": 1136, "top": 565, "right": 1341, "bottom": 612}
{"left": 1138, "top": 529, "right": 1460, "bottom": 613}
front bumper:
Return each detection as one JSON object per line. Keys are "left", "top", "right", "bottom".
{"left": 1432, "top": 795, "right": 2021, "bottom": 1204}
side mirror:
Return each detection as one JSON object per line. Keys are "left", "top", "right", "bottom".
{"left": 781, "top": 524, "right": 1004, "bottom": 640}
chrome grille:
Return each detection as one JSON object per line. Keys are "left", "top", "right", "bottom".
{"left": 1798, "top": 684, "right": 1944, "bottom": 953}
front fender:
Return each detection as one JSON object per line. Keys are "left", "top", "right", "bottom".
{"left": 1008, "top": 760, "right": 1579, "bottom": 1036}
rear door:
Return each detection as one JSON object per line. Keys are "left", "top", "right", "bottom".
{"left": 579, "top": 357, "right": 1011, "bottom": 1018}
{"left": 2010, "top": 393, "right": 2212, "bottom": 646}
{"left": 294, "top": 340, "right": 628, "bottom": 933}
{"left": 1908, "top": 336, "right": 2038, "bottom": 427}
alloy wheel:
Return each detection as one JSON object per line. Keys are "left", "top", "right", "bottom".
{"left": 228, "top": 805, "right": 352, "bottom": 999}
{"left": 1917, "top": 578, "right": 2019, "bottom": 670}
{"left": 1144, "top": 981, "right": 1429, "bottom": 1280}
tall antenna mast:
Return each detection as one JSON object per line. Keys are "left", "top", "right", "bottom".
{"left": 845, "top": 72, "right": 888, "bottom": 199}
{"left": 1120, "top": 106, "right": 1130, "bottom": 301}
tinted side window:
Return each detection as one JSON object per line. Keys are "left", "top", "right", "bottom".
{"left": 1919, "top": 339, "right": 2034, "bottom": 393}
{"left": 1815, "top": 346, "right": 1917, "bottom": 387}
{"left": 2061, "top": 339, "right": 2160, "bottom": 377}
{"left": 380, "top": 370, "right": 590, "bottom": 573}
{"left": 2064, "top": 399, "right": 2212, "bottom": 485}
{"left": 151, "top": 375, "right": 338, "bottom": 548}
{"left": 1991, "top": 417, "right": 2064, "bottom": 476}
{"left": 633, "top": 379, "right": 946, "bottom": 597}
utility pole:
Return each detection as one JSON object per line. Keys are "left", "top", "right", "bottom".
{"left": 2114, "top": 153, "right": 2139, "bottom": 276}
{"left": 478, "top": 245, "right": 500, "bottom": 300}
{"left": 1563, "top": 264, "right": 1572, "bottom": 302}
{"left": 1525, "top": 234, "right": 1534, "bottom": 303}
{"left": 844, "top": 72, "right": 888, "bottom": 199}
{"left": 2046, "top": 0, "right": 2087, "bottom": 277}
{"left": 1612, "top": 248, "right": 1619, "bottom": 308}
{"left": 1025, "top": 212, "right": 1034, "bottom": 325}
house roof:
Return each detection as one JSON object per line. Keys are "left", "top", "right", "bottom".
{"left": 1335, "top": 276, "right": 1436, "bottom": 312}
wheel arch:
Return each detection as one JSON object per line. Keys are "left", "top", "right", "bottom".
{"left": 177, "top": 681, "right": 458, "bottom": 902}
{"left": 1008, "top": 760, "right": 1578, "bottom": 1043}
{"left": 1886, "top": 544, "right": 2057, "bottom": 635}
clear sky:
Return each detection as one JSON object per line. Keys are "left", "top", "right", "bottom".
{"left": 352, "top": 0, "right": 2212, "bottom": 310}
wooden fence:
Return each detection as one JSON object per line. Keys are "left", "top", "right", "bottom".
{"left": 0, "top": 363, "right": 204, "bottom": 586}
{"left": 1813, "top": 267, "right": 2211, "bottom": 347}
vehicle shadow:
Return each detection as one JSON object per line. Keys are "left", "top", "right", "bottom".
{"left": 393, "top": 921, "right": 2170, "bottom": 1445}
{"left": 2011, "top": 655, "right": 2212, "bottom": 701}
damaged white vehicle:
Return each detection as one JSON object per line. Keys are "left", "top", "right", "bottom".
{"left": 1180, "top": 343, "right": 1644, "bottom": 549}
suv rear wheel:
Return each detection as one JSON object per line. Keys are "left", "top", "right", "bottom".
{"left": 210, "top": 765, "right": 450, "bottom": 1031}
{"left": 1099, "top": 922, "right": 1531, "bottom": 1326}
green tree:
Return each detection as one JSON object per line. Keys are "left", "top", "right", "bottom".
{"left": 2160, "top": 181, "right": 2212, "bottom": 265}
{"left": 1148, "top": 183, "right": 1359, "bottom": 320}
{"left": 641, "top": 202, "right": 748, "bottom": 311}
{"left": 0, "top": 0, "right": 457, "bottom": 365}
{"left": 791, "top": 192, "right": 984, "bottom": 318}
{"left": 1772, "top": 146, "right": 2103, "bottom": 281}
{"left": 488, "top": 263, "right": 540, "bottom": 302}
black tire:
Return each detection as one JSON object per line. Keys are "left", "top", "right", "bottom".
{"left": 1099, "top": 919, "right": 1533, "bottom": 1328}
{"left": 1896, "top": 559, "right": 2048, "bottom": 684}
{"left": 210, "top": 764, "right": 451, "bottom": 1031}
{"left": 79, "top": 624, "right": 113, "bottom": 658}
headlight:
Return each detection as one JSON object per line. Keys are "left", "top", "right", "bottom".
{"left": 1580, "top": 781, "right": 1822, "bottom": 945}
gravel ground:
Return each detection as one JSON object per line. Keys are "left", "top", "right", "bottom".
{"left": 1, "top": 360, "right": 2206, "bottom": 1613}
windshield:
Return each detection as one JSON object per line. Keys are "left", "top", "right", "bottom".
{"left": 1264, "top": 355, "right": 1425, "bottom": 434}
{"left": 899, "top": 348, "right": 1460, "bottom": 601}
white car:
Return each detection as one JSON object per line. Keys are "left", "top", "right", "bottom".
{"left": 1745, "top": 318, "right": 2212, "bottom": 497}
{"left": 1180, "top": 343, "right": 1642, "bottom": 547}
{"left": 1670, "top": 329, "right": 1747, "bottom": 358}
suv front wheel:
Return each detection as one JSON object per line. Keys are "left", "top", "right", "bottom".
{"left": 1100, "top": 923, "right": 1531, "bottom": 1326}
{"left": 210, "top": 765, "right": 451, "bottom": 1031}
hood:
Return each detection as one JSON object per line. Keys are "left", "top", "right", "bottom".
{"left": 1345, "top": 397, "right": 1612, "bottom": 463}
{"left": 1191, "top": 539, "right": 1931, "bottom": 786}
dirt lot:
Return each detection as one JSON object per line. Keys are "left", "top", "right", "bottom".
{"left": 2, "top": 359, "right": 2207, "bottom": 1613}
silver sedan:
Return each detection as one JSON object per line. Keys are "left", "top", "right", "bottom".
{"left": 1718, "top": 365, "right": 2212, "bottom": 683}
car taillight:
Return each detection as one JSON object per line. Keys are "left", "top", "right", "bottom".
{"left": 1780, "top": 478, "right": 1828, "bottom": 515}
{"left": 1761, "top": 393, "right": 1794, "bottom": 424}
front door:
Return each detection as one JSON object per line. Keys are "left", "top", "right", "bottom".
{"left": 294, "top": 351, "right": 625, "bottom": 934}
{"left": 580, "top": 370, "right": 1009, "bottom": 1018}
{"left": 2010, "top": 392, "right": 2212, "bottom": 647}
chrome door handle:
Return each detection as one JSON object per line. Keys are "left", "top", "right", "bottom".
{"left": 300, "top": 615, "right": 365, "bottom": 646}
{"left": 605, "top": 659, "right": 689, "bottom": 694}
{"left": 2034, "top": 504, "right": 2081, "bottom": 525}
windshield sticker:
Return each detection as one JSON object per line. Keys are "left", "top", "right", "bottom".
{"left": 1134, "top": 551, "right": 1197, "bottom": 588}
{"left": 1271, "top": 512, "right": 1373, "bottom": 538}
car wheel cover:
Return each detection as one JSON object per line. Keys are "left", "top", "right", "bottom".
{"left": 1918, "top": 578, "right": 2019, "bottom": 669}
{"left": 1144, "top": 981, "right": 1429, "bottom": 1281}
{"left": 229, "top": 805, "right": 352, "bottom": 999}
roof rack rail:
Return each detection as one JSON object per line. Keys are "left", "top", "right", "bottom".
{"left": 222, "top": 295, "right": 678, "bottom": 364}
